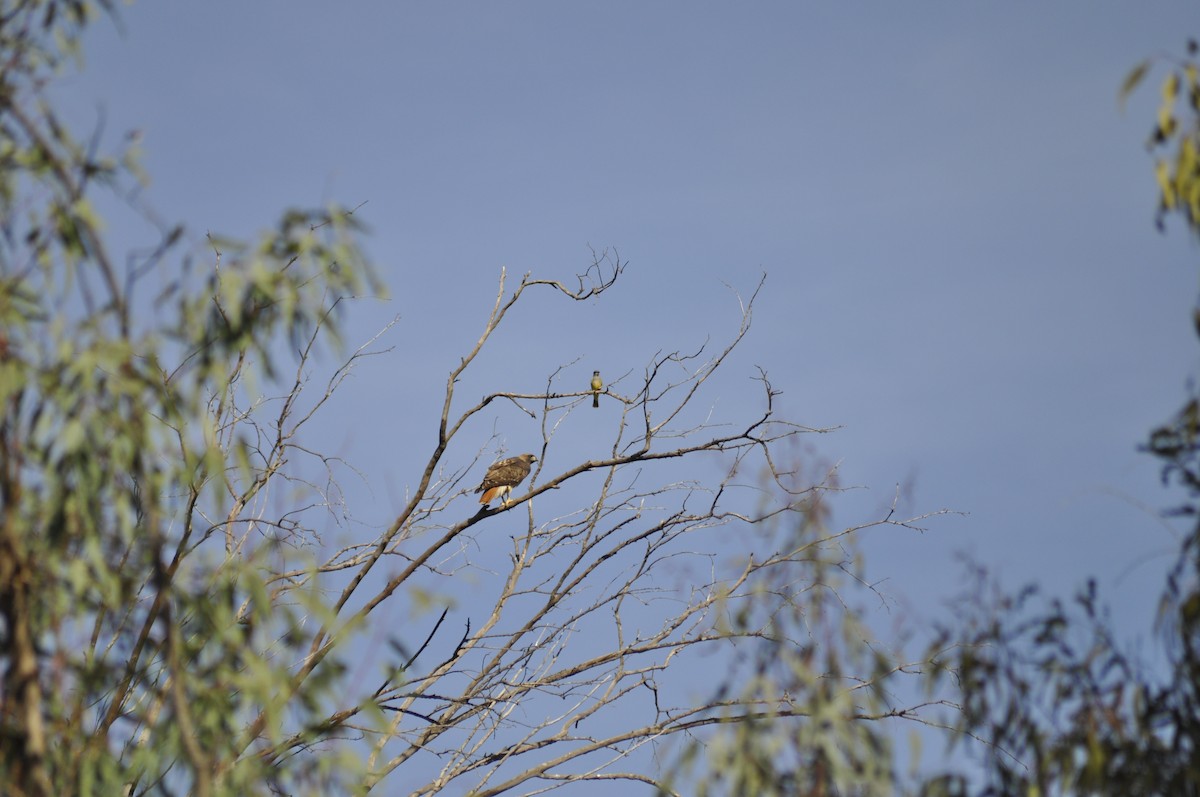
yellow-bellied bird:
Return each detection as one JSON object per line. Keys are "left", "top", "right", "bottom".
{"left": 590, "top": 370, "right": 603, "bottom": 408}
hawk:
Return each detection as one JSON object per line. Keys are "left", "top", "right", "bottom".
{"left": 475, "top": 453, "right": 537, "bottom": 507}
{"left": 590, "top": 370, "right": 603, "bottom": 408}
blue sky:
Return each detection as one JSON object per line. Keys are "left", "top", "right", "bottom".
{"left": 61, "top": 0, "right": 1197, "bottom": 765}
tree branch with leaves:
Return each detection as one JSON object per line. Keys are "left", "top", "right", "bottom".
{"left": 0, "top": 4, "right": 954, "bottom": 796}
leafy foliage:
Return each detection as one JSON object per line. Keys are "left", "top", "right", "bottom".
{"left": 0, "top": 4, "right": 948, "bottom": 796}
{"left": 1, "top": 2, "right": 380, "bottom": 794}
{"left": 912, "top": 39, "right": 1200, "bottom": 797}
{"left": 661, "top": 473, "right": 949, "bottom": 797}
{"left": 1122, "top": 40, "right": 1200, "bottom": 236}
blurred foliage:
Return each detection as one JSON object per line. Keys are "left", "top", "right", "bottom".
{"left": 909, "top": 39, "right": 1200, "bottom": 797}
{"left": 0, "top": 1, "right": 381, "bottom": 795}
{"left": 1134, "top": 39, "right": 1200, "bottom": 508}
{"left": 1122, "top": 39, "right": 1200, "bottom": 237}
{"left": 9, "top": 1, "right": 1197, "bottom": 794}
{"left": 665, "top": 38, "right": 1200, "bottom": 797}
{"left": 660, "top": 462, "right": 939, "bottom": 797}
{"left": 919, "top": 566, "right": 1200, "bottom": 797}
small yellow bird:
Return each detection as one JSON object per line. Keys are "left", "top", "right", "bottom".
{"left": 590, "top": 370, "right": 603, "bottom": 408}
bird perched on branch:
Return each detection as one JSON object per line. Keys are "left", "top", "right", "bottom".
{"left": 475, "top": 453, "right": 537, "bottom": 507}
{"left": 590, "top": 370, "right": 603, "bottom": 408}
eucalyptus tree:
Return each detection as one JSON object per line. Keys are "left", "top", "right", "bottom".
{"left": 0, "top": 4, "right": 948, "bottom": 795}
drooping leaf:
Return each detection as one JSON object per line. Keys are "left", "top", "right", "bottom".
{"left": 1118, "top": 59, "right": 1151, "bottom": 111}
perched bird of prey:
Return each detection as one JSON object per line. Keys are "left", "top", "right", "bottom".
{"left": 475, "top": 453, "right": 537, "bottom": 507}
{"left": 590, "top": 370, "right": 603, "bottom": 408}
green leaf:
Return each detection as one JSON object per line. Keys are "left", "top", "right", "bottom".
{"left": 1118, "top": 59, "right": 1151, "bottom": 111}
{"left": 1157, "top": 159, "right": 1176, "bottom": 208}
{"left": 60, "top": 417, "right": 87, "bottom": 454}
{"left": 1163, "top": 70, "right": 1180, "bottom": 104}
